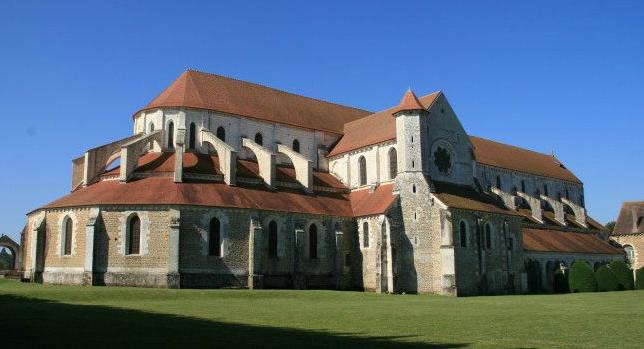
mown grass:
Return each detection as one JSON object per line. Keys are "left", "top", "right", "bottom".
{"left": 1, "top": 278, "right": 642, "bottom": 348}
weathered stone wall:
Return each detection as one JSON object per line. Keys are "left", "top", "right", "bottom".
{"left": 612, "top": 234, "right": 643, "bottom": 271}
{"left": 476, "top": 163, "right": 584, "bottom": 207}
{"left": 451, "top": 209, "right": 525, "bottom": 296}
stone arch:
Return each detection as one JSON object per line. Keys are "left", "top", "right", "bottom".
{"left": 306, "top": 219, "right": 325, "bottom": 259}
{"left": 0, "top": 234, "right": 21, "bottom": 270}
{"left": 188, "top": 122, "right": 197, "bottom": 150}
{"left": 484, "top": 221, "right": 494, "bottom": 249}
{"left": 105, "top": 151, "right": 121, "bottom": 171}
{"left": 201, "top": 129, "right": 237, "bottom": 185}
{"left": 199, "top": 211, "right": 230, "bottom": 257}
{"left": 57, "top": 211, "right": 78, "bottom": 257}
{"left": 388, "top": 147, "right": 397, "bottom": 180}
{"left": 242, "top": 137, "right": 275, "bottom": 187}
{"left": 276, "top": 143, "right": 312, "bottom": 192}
{"left": 263, "top": 215, "right": 285, "bottom": 258}
{"left": 458, "top": 219, "right": 469, "bottom": 248}
{"left": 358, "top": 156, "right": 367, "bottom": 186}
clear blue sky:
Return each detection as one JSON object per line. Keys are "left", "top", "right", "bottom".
{"left": 1, "top": 1, "right": 643, "bottom": 242}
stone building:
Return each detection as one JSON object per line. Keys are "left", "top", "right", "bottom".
{"left": 611, "top": 202, "right": 644, "bottom": 277}
{"left": 21, "top": 69, "right": 624, "bottom": 295}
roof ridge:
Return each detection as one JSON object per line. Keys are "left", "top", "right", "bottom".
{"left": 469, "top": 135, "right": 561, "bottom": 161}
{"left": 343, "top": 91, "right": 441, "bottom": 129}
{"left": 185, "top": 69, "right": 372, "bottom": 114}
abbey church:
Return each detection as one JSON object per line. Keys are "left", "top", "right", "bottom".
{"left": 21, "top": 70, "right": 625, "bottom": 296}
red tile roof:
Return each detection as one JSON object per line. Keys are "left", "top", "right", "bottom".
{"left": 137, "top": 70, "right": 371, "bottom": 134}
{"left": 328, "top": 92, "right": 440, "bottom": 157}
{"left": 469, "top": 136, "right": 581, "bottom": 183}
{"left": 349, "top": 183, "right": 398, "bottom": 217}
{"left": 523, "top": 228, "right": 623, "bottom": 255}
{"left": 432, "top": 181, "right": 520, "bottom": 216}
{"left": 612, "top": 201, "right": 644, "bottom": 235}
{"left": 44, "top": 176, "right": 354, "bottom": 217}
{"left": 391, "top": 89, "right": 425, "bottom": 115}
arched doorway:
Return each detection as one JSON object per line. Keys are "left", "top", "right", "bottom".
{"left": 0, "top": 234, "right": 21, "bottom": 271}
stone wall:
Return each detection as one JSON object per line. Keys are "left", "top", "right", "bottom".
{"left": 612, "top": 234, "right": 643, "bottom": 271}
{"left": 328, "top": 141, "right": 397, "bottom": 189}
{"left": 136, "top": 108, "right": 340, "bottom": 169}
{"left": 451, "top": 209, "right": 525, "bottom": 296}
{"left": 476, "top": 163, "right": 584, "bottom": 208}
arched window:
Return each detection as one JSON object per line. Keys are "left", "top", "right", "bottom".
{"left": 358, "top": 156, "right": 367, "bottom": 186}
{"left": 496, "top": 175, "right": 502, "bottom": 189}
{"left": 485, "top": 223, "right": 492, "bottom": 249}
{"left": 127, "top": 215, "right": 141, "bottom": 255}
{"left": 309, "top": 224, "right": 318, "bottom": 259}
{"left": 543, "top": 184, "right": 549, "bottom": 196}
{"left": 388, "top": 148, "right": 397, "bottom": 180}
{"left": 521, "top": 180, "right": 526, "bottom": 193}
{"left": 149, "top": 123, "right": 155, "bottom": 132}
{"left": 255, "top": 132, "right": 263, "bottom": 146}
{"left": 565, "top": 188, "right": 570, "bottom": 200}
{"left": 216, "top": 126, "right": 226, "bottom": 142}
{"left": 63, "top": 217, "right": 73, "bottom": 256}
{"left": 209, "top": 217, "right": 221, "bottom": 257}
{"left": 167, "top": 121, "right": 175, "bottom": 149}
{"left": 188, "top": 122, "right": 196, "bottom": 150}
{"left": 268, "top": 220, "right": 278, "bottom": 259}
{"left": 362, "top": 221, "right": 370, "bottom": 248}
{"left": 638, "top": 217, "right": 643, "bottom": 228}
{"left": 511, "top": 186, "right": 518, "bottom": 195}
{"left": 459, "top": 221, "right": 467, "bottom": 248}
{"left": 292, "top": 139, "right": 300, "bottom": 153}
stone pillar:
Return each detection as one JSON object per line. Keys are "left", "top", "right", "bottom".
{"left": 248, "top": 217, "right": 263, "bottom": 289}
{"left": 334, "top": 231, "right": 344, "bottom": 290}
{"left": 293, "top": 228, "right": 305, "bottom": 289}
{"left": 29, "top": 213, "right": 46, "bottom": 282}
{"left": 167, "top": 209, "right": 181, "bottom": 288}
{"left": 83, "top": 208, "right": 100, "bottom": 286}
{"left": 174, "top": 129, "right": 186, "bottom": 183}
{"left": 440, "top": 210, "right": 456, "bottom": 296}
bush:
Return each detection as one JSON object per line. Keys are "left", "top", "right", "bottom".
{"left": 608, "top": 261, "right": 634, "bottom": 290}
{"left": 636, "top": 268, "right": 644, "bottom": 290}
{"left": 569, "top": 261, "right": 597, "bottom": 293}
{"left": 595, "top": 266, "right": 621, "bottom": 292}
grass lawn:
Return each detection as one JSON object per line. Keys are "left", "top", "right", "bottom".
{"left": 1, "top": 279, "right": 643, "bottom": 349}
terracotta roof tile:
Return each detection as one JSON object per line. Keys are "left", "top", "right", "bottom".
{"left": 470, "top": 136, "right": 581, "bottom": 183}
{"left": 349, "top": 183, "right": 398, "bottom": 217}
{"left": 44, "top": 176, "right": 354, "bottom": 217}
{"left": 138, "top": 70, "right": 371, "bottom": 134}
{"left": 391, "top": 89, "right": 425, "bottom": 115}
{"left": 523, "top": 227, "right": 623, "bottom": 254}
{"left": 612, "top": 201, "right": 644, "bottom": 235}
{"left": 432, "top": 181, "right": 520, "bottom": 216}
{"left": 328, "top": 92, "right": 440, "bottom": 157}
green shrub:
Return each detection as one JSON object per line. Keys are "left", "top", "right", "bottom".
{"left": 569, "top": 261, "right": 597, "bottom": 293}
{"left": 595, "top": 266, "right": 621, "bottom": 292}
{"left": 636, "top": 268, "right": 644, "bottom": 290}
{"left": 608, "top": 261, "right": 634, "bottom": 290}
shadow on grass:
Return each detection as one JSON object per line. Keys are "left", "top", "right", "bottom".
{"left": 0, "top": 295, "right": 467, "bottom": 349}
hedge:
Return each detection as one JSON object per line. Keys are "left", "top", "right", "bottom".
{"left": 608, "top": 261, "right": 634, "bottom": 290}
{"left": 595, "top": 265, "right": 621, "bottom": 292}
{"left": 636, "top": 268, "right": 644, "bottom": 290}
{"left": 569, "top": 261, "right": 597, "bottom": 293}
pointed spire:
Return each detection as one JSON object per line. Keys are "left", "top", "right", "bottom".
{"left": 392, "top": 89, "right": 425, "bottom": 116}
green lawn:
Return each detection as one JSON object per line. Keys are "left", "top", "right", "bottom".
{"left": 1, "top": 279, "right": 642, "bottom": 349}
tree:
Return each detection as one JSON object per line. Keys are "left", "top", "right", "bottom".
{"left": 605, "top": 221, "right": 616, "bottom": 232}
{"left": 0, "top": 248, "right": 11, "bottom": 270}
{"left": 608, "top": 261, "right": 634, "bottom": 290}
{"left": 569, "top": 261, "right": 597, "bottom": 293}
{"left": 595, "top": 265, "right": 621, "bottom": 292}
